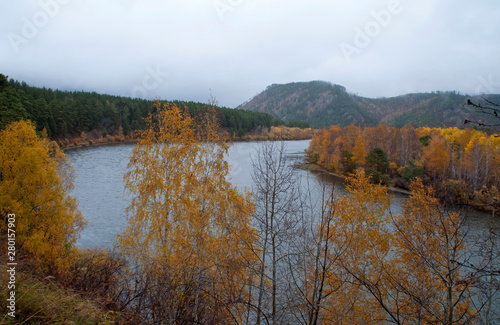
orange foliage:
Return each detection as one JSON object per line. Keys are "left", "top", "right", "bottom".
{"left": 116, "top": 101, "right": 256, "bottom": 323}
{"left": 0, "top": 120, "right": 86, "bottom": 272}
{"left": 390, "top": 179, "right": 478, "bottom": 323}
{"left": 314, "top": 171, "right": 479, "bottom": 324}
{"left": 243, "top": 125, "right": 316, "bottom": 141}
{"left": 308, "top": 124, "right": 500, "bottom": 202}
{"left": 321, "top": 169, "right": 392, "bottom": 323}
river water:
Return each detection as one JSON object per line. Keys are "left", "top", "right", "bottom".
{"left": 66, "top": 140, "right": 498, "bottom": 249}
{"left": 67, "top": 140, "right": 314, "bottom": 248}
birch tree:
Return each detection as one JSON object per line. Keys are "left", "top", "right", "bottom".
{"left": 117, "top": 101, "right": 256, "bottom": 324}
{"left": 251, "top": 141, "right": 301, "bottom": 324}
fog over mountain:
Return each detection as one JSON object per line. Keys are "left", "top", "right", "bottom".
{"left": 1, "top": 1, "right": 499, "bottom": 108}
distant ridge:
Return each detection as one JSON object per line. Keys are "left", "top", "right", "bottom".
{"left": 238, "top": 81, "right": 500, "bottom": 128}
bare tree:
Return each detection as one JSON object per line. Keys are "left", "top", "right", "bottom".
{"left": 251, "top": 141, "right": 301, "bottom": 324}
{"left": 451, "top": 224, "right": 500, "bottom": 324}
{"left": 287, "top": 180, "right": 345, "bottom": 325}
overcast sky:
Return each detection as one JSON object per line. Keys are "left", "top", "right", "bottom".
{"left": 1, "top": 0, "right": 499, "bottom": 107}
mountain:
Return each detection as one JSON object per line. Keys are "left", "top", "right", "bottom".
{"left": 238, "top": 81, "right": 500, "bottom": 128}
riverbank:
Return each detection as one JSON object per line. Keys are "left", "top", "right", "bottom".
{"left": 297, "top": 161, "right": 499, "bottom": 216}
{"left": 60, "top": 138, "right": 138, "bottom": 151}
{"left": 57, "top": 127, "right": 315, "bottom": 151}
{"left": 294, "top": 162, "right": 413, "bottom": 196}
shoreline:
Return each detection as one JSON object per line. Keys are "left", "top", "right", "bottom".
{"left": 294, "top": 162, "right": 413, "bottom": 196}
{"left": 59, "top": 136, "right": 312, "bottom": 152}
{"left": 295, "top": 162, "right": 497, "bottom": 215}
{"left": 55, "top": 124, "right": 316, "bottom": 152}
{"left": 60, "top": 139, "right": 138, "bottom": 152}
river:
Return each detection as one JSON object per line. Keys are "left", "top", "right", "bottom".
{"left": 66, "top": 140, "right": 497, "bottom": 249}
{"left": 67, "top": 140, "right": 314, "bottom": 248}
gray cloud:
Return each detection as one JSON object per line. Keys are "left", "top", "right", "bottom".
{"left": 1, "top": 0, "right": 499, "bottom": 107}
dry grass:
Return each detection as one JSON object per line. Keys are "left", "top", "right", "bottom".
{"left": 0, "top": 256, "right": 123, "bottom": 324}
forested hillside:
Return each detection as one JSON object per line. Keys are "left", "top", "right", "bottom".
{"left": 240, "top": 81, "right": 377, "bottom": 127}
{"left": 0, "top": 74, "right": 306, "bottom": 140}
{"left": 240, "top": 81, "right": 500, "bottom": 128}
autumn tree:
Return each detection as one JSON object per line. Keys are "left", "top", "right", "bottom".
{"left": 352, "top": 133, "right": 367, "bottom": 165}
{"left": 116, "top": 101, "right": 256, "bottom": 324}
{"left": 0, "top": 120, "right": 86, "bottom": 271}
{"left": 259, "top": 169, "right": 394, "bottom": 323}
{"left": 398, "top": 125, "right": 421, "bottom": 166}
{"left": 320, "top": 173, "right": 486, "bottom": 324}
{"left": 422, "top": 132, "right": 450, "bottom": 185}
{"left": 308, "top": 124, "right": 499, "bottom": 205}
{"left": 251, "top": 140, "right": 301, "bottom": 324}
{"left": 389, "top": 179, "right": 479, "bottom": 324}
{"left": 322, "top": 169, "right": 393, "bottom": 323}
{"left": 333, "top": 176, "right": 483, "bottom": 324}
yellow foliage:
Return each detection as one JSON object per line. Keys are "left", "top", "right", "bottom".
{"left": 422, "top": 133, "right": 450, "bottom": 175}
{"left": 321, "top": 169, "right": 392, "bottom": 323}
{"left": 309, "top": 124, "right": 499, "bottom": 200}
{"left": 0, "top": 120, "right": 86, "bottom": 272}
{"left": 314, "top": 172, "right": 478, "bottom": 323}
{"left": 465, "top": 132, "right": 487, "bottom": 153}
{"left": 353, "top": 134, "right": 366, "bottom": 165}
{"left": 391, "top": 178, "right": 477, "bottom": 323}
{"left": 116, "top": 101, "right": 256, "bottom": 323}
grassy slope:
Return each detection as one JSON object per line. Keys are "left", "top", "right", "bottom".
{"left": 0, "top": 254, "right": 122, "bottom": 325}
